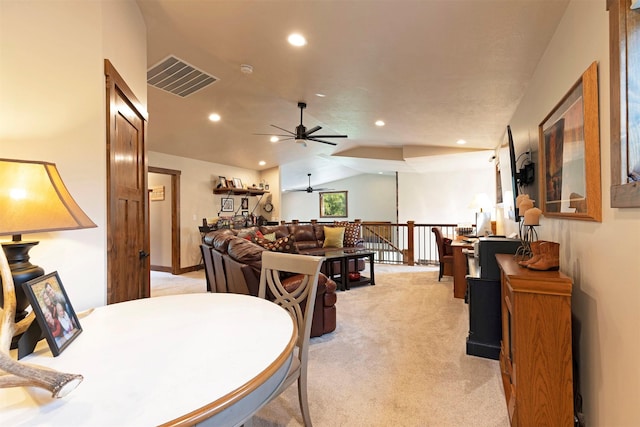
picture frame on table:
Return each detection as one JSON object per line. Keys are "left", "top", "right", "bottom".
{"left": 221, "top": 198, "right": 234, "bottom": 212}
{"left": 22, "top": 271, "right": 82, "bottom": 357}
{"left": 538, "top": 61, "right": 601, "bottom": 221}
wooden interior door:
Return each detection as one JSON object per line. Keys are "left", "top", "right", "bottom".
{"left": 105, "top": 59, "right": 149, "bottom": 304}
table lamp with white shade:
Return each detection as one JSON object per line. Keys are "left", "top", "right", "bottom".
{"left": 0, "top": 158, "right": 96, "bottom": 324}
{"left": 0, "top": 158, "right": 95, "bottom": 397}
{"left": 469, "top": 192, "right": 493, "bottom": 236}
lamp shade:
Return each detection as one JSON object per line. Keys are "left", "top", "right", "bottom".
{"left": 0, "top": 159, "right": 97, "bottom": 236}
{"left": 469, "top": 193, "right": 492, "bottom": 212}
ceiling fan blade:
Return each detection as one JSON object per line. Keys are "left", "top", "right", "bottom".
{"left": 311, "top": 134, "right": 348, "bottom": 138}
{"left": 308, "top": 137, "right": 337, "bottom": 146}
{"left": 305, "top": 125, "right": 322, "bottom": 135}
{"left": 253, "top": 132, "right": 291, "bottom": 137}
{"left": 270, "top": 124, "right": 295, "bottom": 135}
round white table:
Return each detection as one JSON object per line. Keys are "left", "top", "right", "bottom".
{"left": 0, "top": 293, "right": 296, "bottom": 426}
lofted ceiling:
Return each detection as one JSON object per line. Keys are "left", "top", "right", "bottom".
{"left": 137, "top": 0, "right": 569, "bottom": 191}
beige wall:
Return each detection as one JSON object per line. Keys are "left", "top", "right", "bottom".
{"left": 0, "top": 0, "right": 146, "bottom": 311}
{"left": 282, "top": 173, "right": 397, "bottom": 222}
{"left": 148, "top": 151, "right": 262, "bottom": 268}
{"left": 506, "top": 1, "right": 640, "bottom": 425}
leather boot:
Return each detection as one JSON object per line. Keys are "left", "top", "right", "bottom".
{"left": 528, "top": 241, "right": 560, "bottom": 271}
{"left": 518, "top": 240, "right": 544, "bottom": 267}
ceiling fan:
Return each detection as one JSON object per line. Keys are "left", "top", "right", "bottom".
{"left": 256, "top": 102, "right": 348, "bottom": 146}
{"left": 289, "top": 173, "right": 333, "bottom": 193}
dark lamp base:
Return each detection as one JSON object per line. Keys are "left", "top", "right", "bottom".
{"left": 1, "top": 240, "right": 45, "bottom": 348}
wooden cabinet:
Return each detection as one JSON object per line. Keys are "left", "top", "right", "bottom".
{"left": 495, "top": 254, "right": 573, "bottom": 426}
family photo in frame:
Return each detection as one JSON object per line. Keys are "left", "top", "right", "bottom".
{"left": 22, "top": 272, "right": 82, "bottom": 357}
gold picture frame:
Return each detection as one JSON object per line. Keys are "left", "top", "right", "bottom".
{"left": 538, "top": 61, "right": 602, "bottom": 221}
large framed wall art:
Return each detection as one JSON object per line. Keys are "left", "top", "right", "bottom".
{"left": 538, "top": 61, "right": 602, "bottom": 221}
{"left": 608, "top": 0, "right": 640, "bottom": 207}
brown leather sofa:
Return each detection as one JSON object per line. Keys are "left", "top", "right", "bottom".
{"left": 258, "top": 222, "right": 366, "bottom": 274}
{"left": 203, "top": 228, "right": 337, "bottom": 337}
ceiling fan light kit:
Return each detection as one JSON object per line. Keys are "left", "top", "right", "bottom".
{"left": 255, "top": 101, "right": 348, "bottom": 147}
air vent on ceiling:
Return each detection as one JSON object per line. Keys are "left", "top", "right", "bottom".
{"left": 147, "top": 55, "right": 219, "bottom": 97}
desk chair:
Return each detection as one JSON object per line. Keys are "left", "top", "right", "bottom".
{"left": 258, "top": 251, "right": 325, "bottom": 427}
{"left": 432, "top": 227, "right": 454, "bottom": 281}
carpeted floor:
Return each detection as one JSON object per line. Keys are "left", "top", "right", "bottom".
{"left": 150, "top": 267, "right": 509, "bottom": 426}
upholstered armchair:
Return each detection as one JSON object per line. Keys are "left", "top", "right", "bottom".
{"left": 432, "top": 227, "right": 453, "bottom": 281}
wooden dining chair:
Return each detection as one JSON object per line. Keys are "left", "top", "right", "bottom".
{"left": 258, "top": 251, "right": 325, "bottom": 427}
{"left": 200, "top": 244, "right": 216, "bottom": 292}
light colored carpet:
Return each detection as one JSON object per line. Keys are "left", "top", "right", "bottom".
{"left": 150, "top": 267, "right": 509, "bottom": 426}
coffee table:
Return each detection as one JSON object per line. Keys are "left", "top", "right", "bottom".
{"left": 306, "top": 249, "right": 375, "bottom": 291}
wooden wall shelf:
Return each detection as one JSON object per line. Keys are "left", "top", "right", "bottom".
{"left": 213, "top": 188, "right": 268, "bottom": 196}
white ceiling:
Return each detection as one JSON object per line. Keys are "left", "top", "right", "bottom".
{"left": 137, "top": 0, "right": 569, "bottom": 190}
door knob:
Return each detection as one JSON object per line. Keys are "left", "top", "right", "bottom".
{"left": 139, "top": 250, "right": 150, "bottom": 260}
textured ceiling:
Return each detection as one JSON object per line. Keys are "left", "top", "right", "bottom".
{"left": 137, "top": 0, "right": 569, "bottom": 190}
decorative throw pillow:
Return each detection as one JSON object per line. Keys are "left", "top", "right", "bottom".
{"left": 237, "top": 229, "right": 259, "bottom": 241}
{"left": 262, "top": 232, "right": 276, "bottom": 242}
{"left": 323, "top": 226, "right": 345, "bottom": 248}
{"left": 335, "top": 221, "right": 361, "bottom": 247}
{"left": 254, "top": 234, "right": 298, "bottom": 253}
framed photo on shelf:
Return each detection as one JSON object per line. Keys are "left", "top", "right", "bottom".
{"left": 538, "top": 61, "right": 601, "bottom": 221}
{"left": 232, "top": 178, "right": 243, "bottom": 189}
{"left": 221, "top": 198, "right": 234, "bottom": 212}
{"left": 22, "top": 272, "right": 82, "bottom": 357}
{"left": 218, "top": 176, "right": 228, "bottom": 188}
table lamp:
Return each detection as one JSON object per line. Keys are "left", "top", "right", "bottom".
{"left": 0, "top": 158, "right": 93, "bottom": 397}
{"left": 0, "top": 158, "right": 96, "bottom": 327}
{"left": 469, "top": 193, "right": 493, "bottom": 236}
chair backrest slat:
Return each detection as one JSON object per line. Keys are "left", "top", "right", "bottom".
{"left": 259, "top": 252, "right": 324, "bottom": 349}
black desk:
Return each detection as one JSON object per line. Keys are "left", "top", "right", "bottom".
{"left": 465, "top": 252, "right": 501, "bottom": 360}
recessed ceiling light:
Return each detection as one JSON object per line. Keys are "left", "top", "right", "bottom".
{"left": 375, "top": 120, "right": 385, "bottom": 127}
{"left": 456, "top": 139, "right": 467, "bottom": 145}
{"left": 288, "top": 33, "right": 307, "bottom": 47}
{"left": 208, "top": 113, "right": 221, "bottom": 122}
{"left": 270, "top": 136, "right": 279, "bottom": 143}
{"left": 315, "top": 93, "right": 326, "bottom": 97}
{"left": 258, "top": 160, "right": 266, "bottom": 166}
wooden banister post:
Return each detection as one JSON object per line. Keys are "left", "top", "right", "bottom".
{"left": 407, "top": 221, "right": 415, "bottom": 266}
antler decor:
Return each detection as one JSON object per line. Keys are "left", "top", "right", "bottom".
{"left": 0, "top": 247, "right": 83, "bottom": 398}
